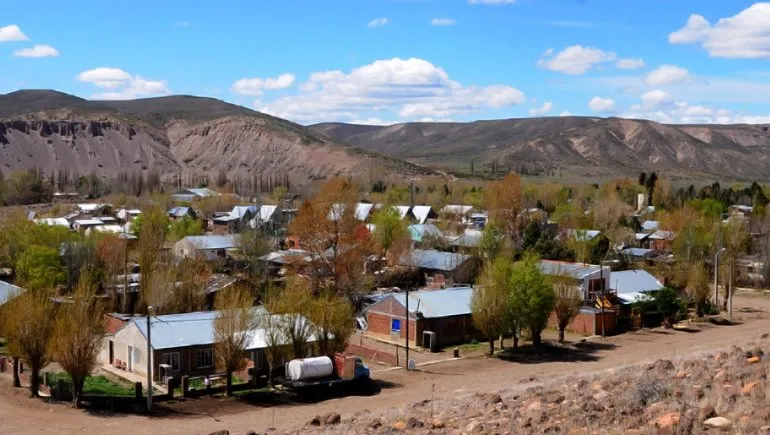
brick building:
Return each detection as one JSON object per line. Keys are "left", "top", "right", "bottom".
{"left": 364, "top": 287, "right": 481, "bottom": 350}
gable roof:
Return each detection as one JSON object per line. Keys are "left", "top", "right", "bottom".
{"left": 451, "top": 229, "right": 483, "bottom": 248}
{"left": 641, "top": 220, "right": 659, "bottom": 231}
{"left": 408, "top": 224, "right": 443, "bottom": 242}
{"left": 620, "top": 247, "right": 655, "bottom": 258}
{"left": 34, "top": 217, "right": 70, "bottom": 227}
{"left": 188, "top": 188, "right": 219, "bottom": 197}
{"left": 611, "top": 269, "right": 664, "bottom": 294}
{"left": 0, "top": 281, "right": 24, "bottom": 306}
{"left": 355, "top": 203, "right": 374, "bottom": 221}
{"left": 384, "top": 287, "right": 473, "bottom": 319}
{"left": 648, "top": 230, "right": 675, "bottom": 240}
{"left": 538, "top": 260, "right": 608, "bottom": 279}
{"left": 403, "top": 249, "right": 471, "bottom": 271}
{"left": 441, "top": 205, "right": 473, "bottom": 215}
{"left": 168, "top": 206, "right": 193, "bottom": 218}
{"left": 183, "top": 234, "right": 239, "bottom": 250}
{"left": 411, "top": 205, "right": 434, "bottom": 224}
{"left": 567, "top": 229, "right": 601, "bottom": 242}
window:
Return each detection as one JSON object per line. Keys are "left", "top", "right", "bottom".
{"left": 391, "top": 318, "right": 401, "bottom": 332}
{"left": 161, "top": 352, "right": 181, "bottom": 372}
{"left": 196, "top": 349, "right": 214, "bottom": 369}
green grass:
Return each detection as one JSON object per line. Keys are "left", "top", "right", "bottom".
{"left": 46, "top": 372, "right": 137, "bottom": 397}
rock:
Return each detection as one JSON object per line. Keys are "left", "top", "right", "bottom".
{"left": 654, "top": 412, "right": 681, "bottom": 429}
{"left": 405, "top": 417, "right": 423, "bottom": 429}
{"left": 369, "top": 419, "right": 382, "bottom": 429}
{"left": 698, "top": 404, "right": 716, "bottom": 421}
{"left": 761, "top": 425, "right": 770, "bottom": 432}
{"left": 714, "top": 370, "right": 728, "bottom": 382}
{"left": 465, "top": 420, "right": 483, "bottom": 433}
{"left": 749, "top": 356, "right": 762, "bottom": 364}
{"left": 742, "top": 381, "right": 763, "bottom": 396}
{"left": 648, "top": 359, "right": 675, "bottom": 372}
{"left": 309, "top": 416, "right": 321, "bottom": 426}
{"left": 323, "top": 412, "right": 341, "bottom": 425}
{"left": 703, "top": 416, "right": 732, "bottom": 428}
{"left": 246, "top": 432, "right": 258, "bottom": 435}
{"left": 392, "top": 420, "right": 407, "bottom": 431}
{"left": 465, "top": 409, "right": 483, "bottom": 419}
{"left": 526, "top": 401, "right": 543, "bottom": 412}
{"left": 592, "top": 390, "right": 609, "bottom": 401}
{"left": 431, "top": 420, "right": 445, "bottom": 429}
{"left": 208, "top": 432, "right": 229, "bottom": 435}
{"left": 477, "top": 392, "right": 503, "bottom": 405}
{"left": 715, "top": 352, "right": 728, "bottom": 361}
{"left": 675, "top": 371, "right": 687, "bottom": 379}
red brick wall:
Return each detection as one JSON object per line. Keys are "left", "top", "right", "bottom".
{"left": 548, "top": 310, "right": 617, "bottom": 336}
{"left": 366, "top": 311, "right": 417, "bottom": 343}
{"left": 345, "top": 343, "right": 398, "bottom": 367}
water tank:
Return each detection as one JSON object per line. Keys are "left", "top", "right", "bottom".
{"left": 286, "top": 356, "right": 334, "bottom": 381}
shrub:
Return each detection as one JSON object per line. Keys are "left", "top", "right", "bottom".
{"left": 630, "top": 377, "right": 668, "bottom": 406}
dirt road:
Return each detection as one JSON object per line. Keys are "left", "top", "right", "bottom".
{"left": 2, "top": 294, "right": 770, "bottom": 434}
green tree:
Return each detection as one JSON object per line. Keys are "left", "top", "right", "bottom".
{"left": 371, "top": 206, "right": 411, "bottom": 262}
{"left": 271, "top": 186, "right": 289, "bottom": 204}
{"left": 553, "top": 280, "right": 582, "bottom": 343}
{"left": 472, "top": 256, "right": 513, "bottom": 355}
{"left": 510, "top": 253, "right": 554, "bottom": 347}
{"left": 479, "top": 225, "right": 504, "bottom": 263}
{"left": 238, "top": 227, "right": 272, "bottom": 279}
{"left": 16, "top": 245, "right": 66, "bottom": 291}
{"left": 169, "top": 215, "right": 203, "bottom": 242}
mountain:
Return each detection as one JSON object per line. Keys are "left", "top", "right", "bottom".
{"left": 311, "top": 117, "right": 770, "bottom": 181}
{"left": 0, "top": 90, "right": 431, "bottom": 184}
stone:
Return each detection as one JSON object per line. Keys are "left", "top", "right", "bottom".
{"left": 477, "top": 393, "right": 503, "bottom": 405}
{"left": 324, "top": 412, "right": 341, "bottom": 425}
{"left": 654, "top": 412, "right": 681, "bottom": 429}
{"left": 309, "top": 416, "right": 321, "bottom": 426}
{"left": 698, "top": 404, "right": 716, "bottom": 421}
{"left": 527, "top": 401, "right": 543, "bottom": 412}
{"left": 760, "top": 425, "right": 770, "bottom": 432}
{"left": 675, "top": 371, "right": 687, "bottom": 379}
{"left": 714, "top": 370, "right": 728, "bottom": 382}
{"left": 405, "top": 417, "right": 423, "bottom": 429}
{"left": 703, "top": 417, "right": 732, "bottom": 429}
{"left": 369, "top": 419, "right": 382, "bottom": 429}
{"left": 245, "top": 432, "right": 258, "bottom": 435}
{"left": 392, "top": 420, "right": 407, "bottom": 431}
{"left": 465, "top": 420, "right": 483, "bottom": 433}
{"left": 431, "top": 420, "right": 445, "bottom": 429}
{"left": 592, "top": 390, "right": 609, "bottom": 401}
{"left": 742, "top": 381, "right": 763, "bottom": 396}
{"left": 208, "top": 432, "right": 229, "bottom": 435}
{"left": 749, "top": 356, "right": 761, "bottom": 364}
{"left": 648, "top": 359, "right": 675, "bottom": 372}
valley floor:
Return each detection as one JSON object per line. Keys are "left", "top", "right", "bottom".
{"left": 2, "top": 293, "right": 770, "bottom": 434}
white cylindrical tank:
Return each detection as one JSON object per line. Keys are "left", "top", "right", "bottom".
{"left": 287, "top": 356, "right": 334, "bottom": 381}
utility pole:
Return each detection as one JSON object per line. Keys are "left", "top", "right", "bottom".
{"left": 146, "top": 306, "right": 154, "bottom": 412}
{"left": 714, "top": 248, "right": 725, "bottom": 309}
{"left": 405, "top": 287, "right": 410, "bottom": 370}
{"left": 728, "top": 258, "right": 734, "bottom": 321}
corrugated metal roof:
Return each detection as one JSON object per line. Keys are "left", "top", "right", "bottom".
{"left": 620, "top": 248, "right": 655, "bottom": 257}
{"left": 641, "top": 220, "right": 659, "bottom": 231}
{"left": 355, "top": 203, "right": 374, "bottom": 221}
{"left": 408, "top": 224, "right": 443, "bottom": 242}
{"left": 648, "top": 230, "right": 675, "bottom": 240}
{"left": 184, "top": 234, "right": 239, "bottom": 250}
{"left": 132, "top": 307, "right": 320, "bottom": 350}
{"left": 411, "top": 206, "right": 433, "bottom": 224}
{"left": 635, "top": 233, "right": 650, "bottom": 240}
{"left": 389, "top": 287, "right": 473, "bottom": 318}
{"left": 34, "top": 218, "right": 70, "bottom": 227}
{"left": 611, "top": 270, "right": 664, "bottom": 294}
{"left": 259, "top": 249, "right": 313, "bottom": 265}
{"left": 567, "top": 229, "right": 601, "bottom": 241}
{"left": 188, "top": 188, "right": 219, "bottom": 197}
{"left": 538, "top": 260, "right": 607, "bottom": 279}
{"left": 451, "top": 230, "right": 483, "bottom": 248}
{"left": 74, "top": 219, "right": 104, "bottom": 226}
{"left": 441, "top": 205, "right": 473, "bottom": 215}
{"left": 0, "top": 280, "right": 24, "bottom": 306}
{"left": 168, "top": 206, "right": 192, "bottom": 217}
{"left": 403, "top": 249, "right": 471, "bottom": 271}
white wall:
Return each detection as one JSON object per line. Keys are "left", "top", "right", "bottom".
{"left": 103, "top": 322, "right": 152, "bottom": 378}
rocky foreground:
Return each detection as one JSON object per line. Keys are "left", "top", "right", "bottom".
{"left": 290, "top": 335, "right": 770, "bottom": 434}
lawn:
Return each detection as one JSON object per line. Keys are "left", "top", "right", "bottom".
{"left": 46, "top": 372, "right": 138, "bottom": 397}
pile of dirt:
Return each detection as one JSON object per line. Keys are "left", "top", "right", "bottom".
{"left": 289, "top": 336, "right": 770, "bottom": 434}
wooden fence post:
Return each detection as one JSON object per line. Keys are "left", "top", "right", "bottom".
{"left": 181, "top": 376, "right": 190, "bottom": 398}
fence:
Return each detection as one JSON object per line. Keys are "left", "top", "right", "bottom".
{"left": 345, "top": 343, "right": 399, "bottom": 367}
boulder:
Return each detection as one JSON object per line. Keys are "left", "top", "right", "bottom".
{"left": 392, "top": 420, "right": 407, "bottom": 431}
{"left": 465, "top": 420, "right": 483, "bottom": 433}
{"left": 698, "top": 404, "right": 716, "bottom": 421}
{"left": 749, "top": 356, "right": 761, "bottom": 364}
{"left": 477, "top": 392, "right": 503, "bottom": 405}
{"left": 703, "top": 416, "right": 732, "bottom": 429}
{"left": 675, "top": 371, "right": 688, "bottom": 379}
{"left": 309, "top": 416, "right": 321, "bottom": 426}
{"left": 592, "top": 390, "right": 609, "bottom": 401}
{"left": 405, "top": 417, "right": 423, "bottom": 429}
{"left": 742, "top": 381, "right": 764, "bottom": 397}
{"left": 324, "top": 412, "right": 341, "bottom": 425}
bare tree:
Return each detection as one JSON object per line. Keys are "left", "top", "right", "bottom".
{"left": 552, "top": 280, "right": 582, "bottom": 343}
{"left": 51, "top": 271, "right": 107, "bottom": 407}
{"left": 1, "top": 291, "right": 56, "bottom": 397}
{"left": 213, "top": 284, "right": 257, "bottom": 396}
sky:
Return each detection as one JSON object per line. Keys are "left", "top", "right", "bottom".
{"left": 1, "top": 0, "right": 770, "bottom": 125}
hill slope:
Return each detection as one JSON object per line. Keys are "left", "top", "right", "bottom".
{"left": 0, "top": 90, "right": 431, "bottom": 183}
{"left": 311, "top": 117, "right": 770, "bottom": 180}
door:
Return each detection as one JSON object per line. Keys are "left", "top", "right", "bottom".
{"left": 127, "top": 346, "right": 133, "bottom": 372}
{"left": 108, "top": 341, "right": 114, "bottom": 364}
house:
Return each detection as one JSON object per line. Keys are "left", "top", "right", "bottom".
{"left": 73, "top": 219, "right": 105, "bottom": 231}
{"left": 538, "top": 260, "right": 611, "bottom": 301}
{"left": 450, "top": 229, "right": 483, "bottom": 250}
{"left": 168, "top": 206, "right": 196, "bottom": 220}
{"left": 172, "top": 235, "right": 239, "bottom": 261}
{"left": 469, "top": 212, "right": 488, "bottom": 228}
{"left": 620, "top": 247, "right": 657, "bottom": 260}
{"left": 641, "top": 220, "right": 659, "bottom": 232}
{"left": 0, "top": 281, "right": 24, "bottom": 306}
{"left": 171, "top": 188, "right": 220, "bottom": 202}
{"left": 408, "top": 206, "right": 437, "bottom": 224}
{"left": 116, "top": 209, "right": 141, "bottom": 223}
{"left": 441, "top": 205, "right": 474, "bottom": 223}
{"left": 355, "top": 203, "right": 374, "bottom": 221}
{"left": 85, "top": 224, "right": 136, "bottom": 239}
{"left": 646, "top": 230, "right": 675, "bottom": 251}
{"left": 33, "top": 217, "right": 71, "bottom": 228}
{"left": 729, "top": 205, "right": 754, "bottom": 217}
{"left": 212, "top": 205, "right": 257, "bottom": 227}
{"left": 408, "top": 224, "right": 444, "bottom": 244}
{"left": 76, "top": 203, "right": 107, "bottom": 214}
{"left": 566, "top": 229, "right": 602, "bottom": 242}
{"left": 248, "top": 205, "right": 278, "bottom": 229}
{"left": 259, "top": 249, "right": 314, "bottom": 276}
{"left": 100, "top": 308, "right": 320, "bottom": 382}
{"left": 374, "top": 204, "right": 412, "bottom": 221}
{"left": 610, "top": 269, "right": 664, "bottom": 305}
{"left": 364, "top": 286, "right": 480, "bottom": 349}
{"left": 401, "top": 249, "right": 479, "bottom": 287}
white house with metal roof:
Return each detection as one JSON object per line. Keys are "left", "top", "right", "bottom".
{"left": 539, "top": 260, "right": 611, "bottom": 301}
{"left": 610, "top": 269, "right": 664, "bottom": 304}
{"left": 171, "top": 188, "right": 220, "bottom": 202}
{"left": 401, "top": 249, "right": 479, "bottom": 288}
{"left": 172, "top": 234, "right": 240, "bottom": 261}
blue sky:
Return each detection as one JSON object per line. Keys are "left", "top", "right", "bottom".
{"left": 1, "top": 0, "right": 769, "bottom": 125}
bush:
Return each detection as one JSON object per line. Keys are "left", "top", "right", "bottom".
{"left": 630, "top": 377, "right": 668, "bottom": 406}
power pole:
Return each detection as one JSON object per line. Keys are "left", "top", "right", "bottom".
{"left": 146, "top": 307, "right": 154, "bottom": 411}
{"left": 728, "top": 258, "right": 734, "bottom": 321}
{"left": 405, "top": 287, "right": 410, "bottom": 370}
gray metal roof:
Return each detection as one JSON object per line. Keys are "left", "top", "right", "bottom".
{"left": 451, "top": 230, "right": 483, "bottom": 248}
{"left": 0, "top": 281, "right": 24, "bottom": 306}
{"left": 641, "top": 220, "right": 659, "bottom": 231}
{"left": 132, "top": 307, "right": 320, "bottom": 350}
{"left": 408, "top": 224, "right": 443, "bottom": 242}
{"left": 538, "top": 260, "right": 608, "bottom": 279}
{"left": 610, "top": 269, "right": 664, "bottom": 294}
{"left": 389, "top": 287, "right": 473, "bottom": 319}
{"left": 411, "top": 206, "right": 434, "bottom": 224}
{"left": 620, "top": 248, "right": 655, "bottom": 257}
{"left": 184, "top": 234, "right": 239, "bottom": 250}
{"left": 441, "top": 205, "right": 473, "bottom": 215}
{"left": 168, "top": 206, "right": 192, "bottom": 218}
{"left": 403, "top": 249, "right": 471, "bottom": 271}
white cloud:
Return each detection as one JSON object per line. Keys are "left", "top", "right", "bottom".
{"left": 528, "top": 101, "right": 553, "bottom": 116}
{"left": 588, "top": 96, "right": 615, "bottom": 113}
{"left": 262, "top": 57, "right": 525, "bottom": 123}
{"left": 560, "top": 111, "right": 572, "bottom": 116}
{"left": 76, "top": 67, "right": 133, "bottom": 89}
{"left": 537, "top": 45, "right": 617, "bottom": 75}
{"left": 431, "top": 18, "right": 456, "bottom": 26}
{"left": 0, "top": 25, "right": 28, "bottom": 42}
{"left": 619, "top": 101, "right": 770, "bottom": 125}
{"left": 644, "top": 64, "right": 690, "bottom": 85}
{"left": 173, "top": 20, "right": 191, "bottom": 27}
{"left": 368, "top": 17, "right": 389, "bottom": 28}
{"left": 469, "top": 0, "right": 515, "bottom": 4}
{"left": 231, "top": 73, "right": 296, "bottom": 96}
{"left": 641, "top": 89, "right": 673, "bottom": 108}
{"left": 77, "top": 68, "right": 170, "bottom": 100}
{"left": 669, "top": 4, "right": 770, "bottom": 58}
{"left": 350, "top": 118, "right": 398, "bottom": 126}
{"left": 12, "top": 44, "right": 59, "bottom": 58}
{"left": 616, "top": 58, "right": 645, "bottom": 69}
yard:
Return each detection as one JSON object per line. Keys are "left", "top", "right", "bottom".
{"left": 45, "top": 372, "right": 138, "bottom": 397}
